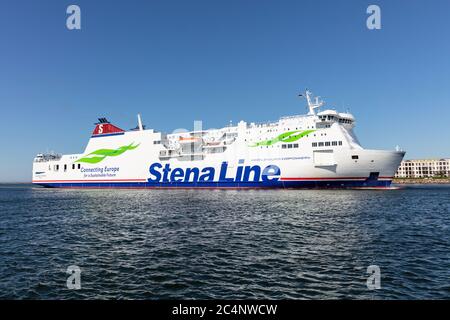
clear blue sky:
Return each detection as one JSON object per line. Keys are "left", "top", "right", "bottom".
{"left": 1, "top": 0, "right": 449, "bottom": 182}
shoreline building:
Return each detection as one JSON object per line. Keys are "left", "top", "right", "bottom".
{"left": 395, "top": 158, "right": 450, "bottom": 178}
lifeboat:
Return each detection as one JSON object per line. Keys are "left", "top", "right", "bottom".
{"left": 179, "top": 136, "right": 201, "bottom": 143}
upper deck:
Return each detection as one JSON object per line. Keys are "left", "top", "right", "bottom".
{"left": 33, "top": 90, "right": 359, "bottom": 163}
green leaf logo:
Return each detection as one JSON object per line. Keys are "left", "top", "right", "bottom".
{"left": 250, "top": 130, "right": 315, "bottom": 147}
{"left": 76, "top": 142, "right": 140, "bottom": 164}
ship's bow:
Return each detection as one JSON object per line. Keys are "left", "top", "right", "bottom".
{"left": 364, "top": 149, "right": 405, "bottom": 187}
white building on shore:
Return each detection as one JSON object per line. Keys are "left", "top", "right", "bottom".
{"left": 395, "top": 158, "right": 450, "bottom": 178}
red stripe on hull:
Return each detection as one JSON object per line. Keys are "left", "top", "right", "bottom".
{"left": 32, "top": 179, "right": 147, "bottom": 183}
{"left": 33, "top": 185, "right": 398, "bottom": 190}
{"left": 281, "top": 176, "right": 393, "bottom": 181}
{"left": 33, "top": 177, "right": 394, "bottom": 183}
{"left": 36, "top": 186, "right": 276, "bottom": 190}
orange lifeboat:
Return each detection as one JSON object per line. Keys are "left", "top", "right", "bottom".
{"left": 179, "top": 136, "right": 201, "bottom": 143}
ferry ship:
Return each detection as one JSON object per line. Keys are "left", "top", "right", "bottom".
{"left": 32, "top": 91, "right": 405, "bottom": 189}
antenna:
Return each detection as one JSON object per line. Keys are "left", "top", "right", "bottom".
{"left": 299, "top": 89, "right": 324, "bottom": 115}
{"left": 137, "top": 114, "right": 144, "bottom": 131}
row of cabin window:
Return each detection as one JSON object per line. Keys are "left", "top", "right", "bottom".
{"left": 246, "top": 132, "right": 327, "bottom": 143}
{"left": 52, "top": 163, "right": 81, "bottom": 171}
{"left": 319, "top": 115, "right": 352, "bottom": 124}
{"left": 281, "top": 143, "right": 299, "bottom": 149}
{"left": 312, "top": 141, "right": 343, "bottom": 147}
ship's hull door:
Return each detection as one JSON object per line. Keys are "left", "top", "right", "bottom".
{"left": 313, "top": 150, "right": 336, "bottom": 167}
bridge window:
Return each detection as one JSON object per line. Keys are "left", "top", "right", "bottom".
{"left": 312, "top": 142, "right": 317, "bottom": 147}
{"left": 352, "top": 155, "right": 359, "bottom": 160}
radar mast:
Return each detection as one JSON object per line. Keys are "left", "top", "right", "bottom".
{"left": 299, "top": 89, "right": 324, "bottom": 115}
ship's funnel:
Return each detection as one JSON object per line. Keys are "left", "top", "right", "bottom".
{"left": 92, "top": 118, "right": 124, "bottom": 137}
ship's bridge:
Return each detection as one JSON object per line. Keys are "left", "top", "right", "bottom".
{"left": 317, "top": 110, "right": 355, "bottom": 128}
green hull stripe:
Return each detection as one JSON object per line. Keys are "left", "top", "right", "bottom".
{"left": 76, "top": 142, "right": 140, "bottom": 164}
{"left": 250, "top": 130, "right": 315, "bottom": 147}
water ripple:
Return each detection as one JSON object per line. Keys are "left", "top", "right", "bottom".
{"left": 0, "top": 184, "right": 449, "bottom": 299}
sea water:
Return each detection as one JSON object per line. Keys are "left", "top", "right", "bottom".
{"left": 0, "top": 184, "right": 449, "bottom": 299}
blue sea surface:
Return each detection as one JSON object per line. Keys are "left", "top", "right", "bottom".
{"left": 0, "top": 184, "right": 449, "bottom": 299}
